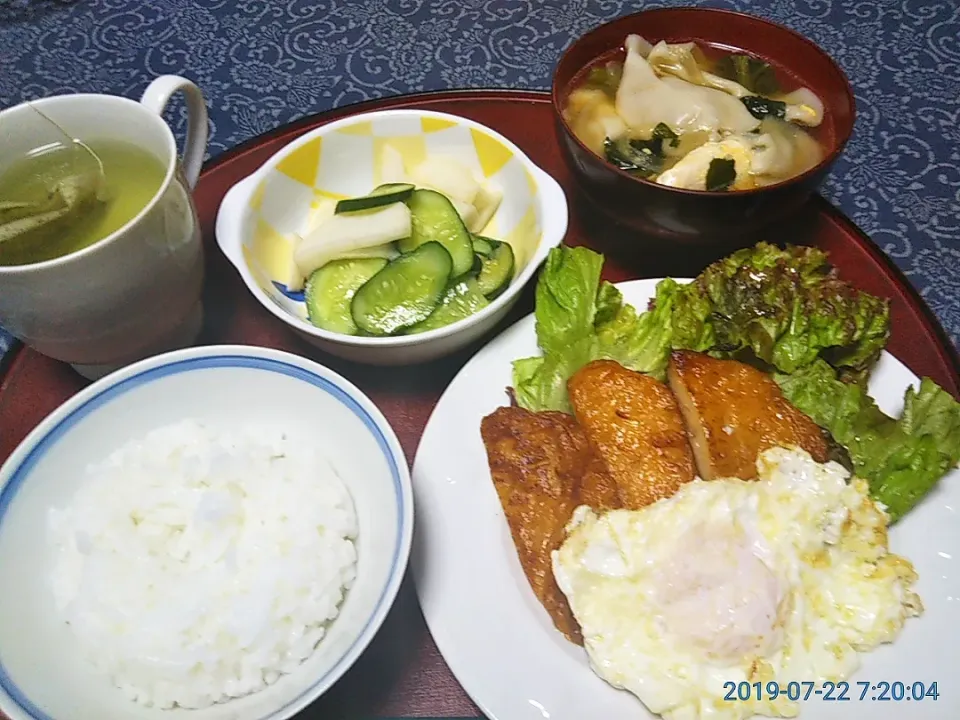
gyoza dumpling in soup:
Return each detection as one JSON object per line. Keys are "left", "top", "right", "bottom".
{"left": 562, "top": 35, "right": 825, "bottom": 192}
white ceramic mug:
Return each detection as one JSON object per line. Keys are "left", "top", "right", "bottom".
{"left": 0, "top": 75, "right": 208, "bottom": 380}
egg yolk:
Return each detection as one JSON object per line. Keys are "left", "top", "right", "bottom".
{"left": 652, "top": 522, "right": 786, "bottom": 664}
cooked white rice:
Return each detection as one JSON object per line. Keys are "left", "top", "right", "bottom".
{"left": 47, "top": 419, "right": 358, "bottom": 710}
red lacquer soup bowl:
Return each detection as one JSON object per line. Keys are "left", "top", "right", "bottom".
{"left": 552, "top": 7, "right": 856, "bottom": 247}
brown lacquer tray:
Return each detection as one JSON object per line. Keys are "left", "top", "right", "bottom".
{"left": 1, "top": 90, "right": 957, "bottom": 720}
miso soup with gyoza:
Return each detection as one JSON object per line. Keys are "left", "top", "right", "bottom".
{"left": 562, "top": 35, "right": 825, "bottom": 192}
{"left": 0, "top": 138, "right": 166, "bottom": 266}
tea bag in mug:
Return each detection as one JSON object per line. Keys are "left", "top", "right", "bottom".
{"left": 0, "top": 103, "right": 107, "bottom": 249}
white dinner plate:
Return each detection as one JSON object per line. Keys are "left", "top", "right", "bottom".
{"left": 411, "top": 278, "right": 959, "bottom": 720}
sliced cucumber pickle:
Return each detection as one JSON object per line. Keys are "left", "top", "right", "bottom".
{"left": 351, "top": 241, "right": 453, "bottom": 335}
{"left": 398, "top": 189, "right": 474, "bottom": 277}
{"left": 476, "top": 239, "right": 515, "bottom": 300}
{"left": 471, "top": 235, "right": 495, "bottom": 257}
{"left": 305, "top": 257, "right": 389, "bottom": 335}
{"left": 454, "top": 253, "right": 483, "bottom": 283}
{"left": 335, "top": 183, "right": 415, "bottom": 214}
{"left": 405, "top": 278, "right": 490, "bottom": 334}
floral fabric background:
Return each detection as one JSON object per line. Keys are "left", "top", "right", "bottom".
{"left": 0, "top": 0, "right": 958, "bottom": 362}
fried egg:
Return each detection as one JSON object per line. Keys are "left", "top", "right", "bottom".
{"left": 552, "top": 447, "right": 922, "bottom": 720}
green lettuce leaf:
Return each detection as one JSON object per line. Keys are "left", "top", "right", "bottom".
{"left": 511, "top": 355, "right": 545, "bottom": 409}
{"left": 512, "top": 338, "right": 599, "bottom": 413}
{"left": 595, "top": 277, "right": 701, "bottom": 379}
{"left": 511, "top": 246, "right": 604, "bottom": 413}
{"left": 669, "top": 278, "right": 715, "bottom": 351}
{"left": 510, "top": 247, "right": 682, "bottom": 412}
{"left": 900, "top": 378, "right": 960, "bottom": 458}
{"left": 776, "top": 360, "right": 960, "bottom": 523}
{"left": 594, "top": 280, "right": 623, "bottom": 327}
{"left": 530, "top": 245, "right": 606, "bottom": 357}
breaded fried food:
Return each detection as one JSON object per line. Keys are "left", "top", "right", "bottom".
{"left": 579, "top": 454, "right": 622, "bottom": 512}
{"left": 568, "top": 359, "right": 696, "bottom": 510}
{"left": 667, "top": 350, "right": 829, "bottom": 480}
{"left": 481, "top": 406, "right": 614, "bottom": 645}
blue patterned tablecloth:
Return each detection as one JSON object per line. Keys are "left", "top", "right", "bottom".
{"left": 1, "top": 0, "right": 958, "bottom": 364}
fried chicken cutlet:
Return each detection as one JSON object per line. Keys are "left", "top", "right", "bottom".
{"left": 480, "top": 406, "right": 619, "bottom": 645}
{"left": 667, "top": 350, "right": 829, "bottom": 480}
{"left": 568, "top": 359, "right": 696, "bottom": 510}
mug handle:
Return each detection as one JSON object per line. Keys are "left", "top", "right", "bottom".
{"left": 140, "top": 75, "right": 209, "bottom": 189}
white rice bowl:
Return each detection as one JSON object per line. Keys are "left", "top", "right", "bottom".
{"left": 49, "top": 419, "right": 359, "bottom": 710}
{"left": 0, "top": 346, "right": 412, "bottom": 720}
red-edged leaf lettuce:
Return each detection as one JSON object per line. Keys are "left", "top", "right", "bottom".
{"left": 681, "top": 243, "right": 891, "bottom": 380}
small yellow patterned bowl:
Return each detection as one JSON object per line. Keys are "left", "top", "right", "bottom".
{"left": 215, "top": 109, "right": 568, "bottom": 366}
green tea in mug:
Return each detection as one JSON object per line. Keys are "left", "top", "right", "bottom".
{"left": 0, "top": 139, "right": 167, "bottom": 266}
